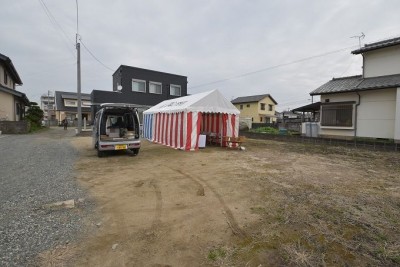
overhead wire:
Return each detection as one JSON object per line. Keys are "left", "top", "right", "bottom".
{"left": 38, "top": 0, "right": 115, "bottom": 73}
{"left": 79, "top": 39, "right": 115, "bottom": 72}
{"left": 189, "top": 44, "right": 359, "bottom": 89}
{"left": 37, "top": 0, "right": 76, "bottom": 58}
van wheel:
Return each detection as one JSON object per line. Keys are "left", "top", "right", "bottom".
{"left": 97, "top": 149, "right": 105, "bottom": 158}
{"left": 131, "top": 148, "right": 139, "bottom": 156}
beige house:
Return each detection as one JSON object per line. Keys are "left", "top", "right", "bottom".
{"left": 310, "top": 36, "right": 400, "bottom": 141}
{"left": 0, "top": 53, "right": 29, "bottom": 121}
{"left": 231, "top": 94, "right": 278, "bottom": 125}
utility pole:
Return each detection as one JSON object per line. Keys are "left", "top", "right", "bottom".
{"left": 76, "top": 0, "right": 82, "bottom": 134}
{"left": 47, "top": 90, "right": 50, "bottom": 127}
{"left": 77, "top": 40, "right": 82, "bottom": 133}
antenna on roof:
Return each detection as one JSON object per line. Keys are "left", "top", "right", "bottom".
{"left": 350, "top": 32, "right": 365, "bottom": 48}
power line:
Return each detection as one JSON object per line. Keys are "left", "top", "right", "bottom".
{"left": 189, "top": 44, "right": 359, "bottom": 89}
{"left": 38, "top": 0, "right": 114, "bottom": 72}
{"left": 80, "top": 39, "right": 115, "bottom": 72}
{"left": 37, "top": 0, "right": 76, "bottom": 58}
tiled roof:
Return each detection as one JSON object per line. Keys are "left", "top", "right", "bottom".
{"left": 352, "top": 37, "right": 400, "bottom": 54}
{"left": 0, "top": 53, "right": 22, "bottom": 85}
{"left": 292, "top": 102, "right": 321, "bottom": 112}
{"left": 310, "top": 74, "right": 400, "bottom": 95}
{"left": 0, "top": 85, "right": 29, "bottom": 104}
{"left": 55, "top": 91, "right": 92, "bottom": 111}
{"left": 231, "top": 94, "right": 277, "bottom": 105}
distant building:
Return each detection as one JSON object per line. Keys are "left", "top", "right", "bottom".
{"left": 91, "top": 65, "right": 188, "bottom": 121}
{"left": 40, "top": 92, "right": 56, "bottom": 123}
{"left": 54, "top": 91, "right": 92, "bottom": 124}
{"left": 0, "top": 53, "right": 29, "bottom": 121}
{"left": 231, "top": 94, "right": 278, "bottom": 124}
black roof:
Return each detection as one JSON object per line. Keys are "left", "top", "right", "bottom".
{"left": 310, "top": 74, "right": 400, "bottom": 95}
{"left": 352, "top": 37, "right": 400, "bottom": 54}
{"left": 0, "top": 84, "right": 29, "bottom": 105}
{"left": 91, "top": 90, "right": 152, "bottom": 108}
{"left": 113, "top": 65, "right": 187, "bottom": 79}
{"left": 231, "top": 94, "right": 278, "bottom": 105}
{"left": 0, "top": 53, "right": 22, "bottom": 85}
{"left": 54, "top": 91, "right": 91, "bottom": 112}
{"left": 292, "top": 102, "right": 321, "bottom": 113}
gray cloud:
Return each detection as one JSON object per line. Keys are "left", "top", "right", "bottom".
{"left": 1, "top": 0, "right": 399, "bottom": 110}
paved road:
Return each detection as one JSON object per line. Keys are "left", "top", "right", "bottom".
{"left": 0, "top": 127, "right": 94, "bottom": 266}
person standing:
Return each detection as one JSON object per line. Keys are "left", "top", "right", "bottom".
{"left": 63, "top": 118, "right": 68, "bottom": 130}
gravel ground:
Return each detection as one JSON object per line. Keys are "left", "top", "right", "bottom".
{"left": 0, "top": 127, "right": 95, "bottom": 266}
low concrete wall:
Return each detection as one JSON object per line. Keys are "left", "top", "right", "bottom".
{"left": 0, "top": 121, "right": 30, "bottom": 134}
{"left": 240, "top": 131, "right": 399, "bottom": 152}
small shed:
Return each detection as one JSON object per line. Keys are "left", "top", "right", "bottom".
{"left": 143, "top": 90, "right": 240, "bottom": 151}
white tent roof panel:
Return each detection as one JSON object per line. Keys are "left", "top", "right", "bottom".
{"left": 143, "top": 89, "right": 240, "bottom": 115}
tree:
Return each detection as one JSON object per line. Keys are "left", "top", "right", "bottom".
{"left": 25, "top": 102, "right": 44, "bottom": 130}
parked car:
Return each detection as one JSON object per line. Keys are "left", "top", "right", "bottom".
{"left": 92, "top": 103, "right": 141, "bottom": 157}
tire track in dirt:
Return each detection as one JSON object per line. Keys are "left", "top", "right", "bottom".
{"left": 149, "top": 179, "right": 163, "bottom": 228}
{"left": 171, "top": 168, "right": 247, "bottom": 237}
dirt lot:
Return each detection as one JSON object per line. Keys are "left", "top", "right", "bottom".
{"left": 44, "top": 137, "right": 400, "bottom": 266}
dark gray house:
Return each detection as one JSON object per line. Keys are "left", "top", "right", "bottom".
{"left": 91, "top": 65, "right": 188, "bottom": 120}
{"left": 54, "top": 91, "right": 92, "bottom": 125}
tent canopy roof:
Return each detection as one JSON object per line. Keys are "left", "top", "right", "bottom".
{"left": 144, "top": 89, "right": 240, "bottom": 115}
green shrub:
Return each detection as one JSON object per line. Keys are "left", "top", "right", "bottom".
{"left": 251, "top": 127, "right": 279, "bottom": 134}
{"left": 25, "top": 102, "right": 44, "bottom": 132}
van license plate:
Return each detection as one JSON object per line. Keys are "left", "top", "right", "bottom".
{"left": 115, "top": 144, "right": 127, "bottom": 150}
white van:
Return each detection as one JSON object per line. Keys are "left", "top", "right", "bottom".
{"left": 92, "top": 103, "right": 141, "bottom": 157}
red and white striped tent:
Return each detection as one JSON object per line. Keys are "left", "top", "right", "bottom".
{"left": 143, "top": 89, "right": 240, "bottom": 151}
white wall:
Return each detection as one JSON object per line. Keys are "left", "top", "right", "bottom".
{"left": 357, "top": 89, "right": 396, "bottom": 139}
{"left": 363, "top": 46, "right": 400, "bottom": 78}
{"left": 319, "top": 89, "right": 397, "bottom": 139}
{"left": 395, "top": 88, "right": 400, "bottom": 142}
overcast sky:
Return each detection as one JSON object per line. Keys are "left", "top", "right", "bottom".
{"left": 1, "top": 0, "right": 400, "bottom": 111}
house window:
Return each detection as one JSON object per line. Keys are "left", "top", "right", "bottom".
{"left": 260, "top": 103, "right": 265, "bottom": 110}
{"left": 64, "top": 100, "right": 77, "bottom": 107}
{"left": 132, "top": 79, "right": 146, "bottom": 93}
{"left": 260, "top": 117, "right": 263, "bottom": 122}
{"left": 321, "top": 103, "right": 353, "bottom": 127}
{"left": 4, "top": 70, "right": 8, "bottom": 85}
{"left": 82, "top": 101, "right": 91, "bottom": 107}
{"left": 240, "top": 104, "right": 243, "bottom": 110}
{"left": 170, "top": 84, "right": 181, "bottom": 96}
{"left": 268, "top": 104, "right": 273, "bottom": 111}
{"left": 247, "top": 104, "right": 250, "bottom": 107}
{"left": 149, "top": 82, "right": 162, "bottom": 94}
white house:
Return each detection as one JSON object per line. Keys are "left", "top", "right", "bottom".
{"left": 310, "top": 37, "right": 400, "bottom": 142}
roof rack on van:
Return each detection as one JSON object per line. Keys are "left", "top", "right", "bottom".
{"left": 100, "top": 103, "right": 140, "bottom": 108}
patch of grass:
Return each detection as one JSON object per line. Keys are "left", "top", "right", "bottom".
{"left": 208, "top": 247, "right": 226, "bottom": 261}
{"left": 250, "top": 206, "right": 266, "bottom": 214}
{"left": 29, "top": 124, "right": 46, "bottom": 133}
{"left": 250, "top": 127, "right": 279, "bottom": 134}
